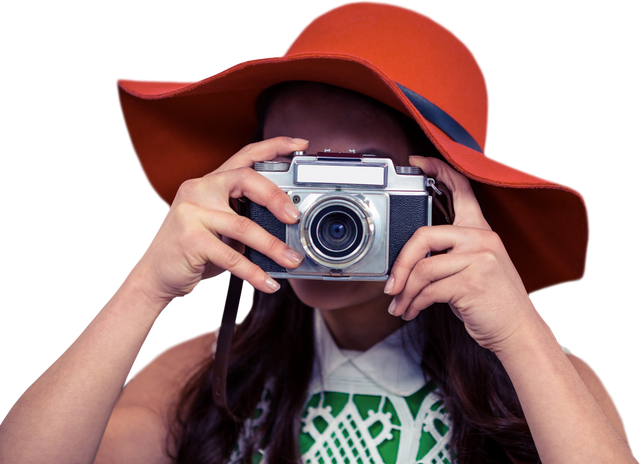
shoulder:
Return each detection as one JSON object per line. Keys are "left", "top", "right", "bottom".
{"left": 95, "top": 331, "right": 218, "bottom": 464}
{"left": 566, "top": 353, "right": 628, "bottom": 443}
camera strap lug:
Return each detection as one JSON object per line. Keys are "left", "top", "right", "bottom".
{"left": 426, "top": 178, "right": 455, "bottom": 224}
{"left": 426, "top": 178, "right": 442, "bottom": 195}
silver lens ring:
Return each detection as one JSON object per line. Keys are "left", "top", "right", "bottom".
{"left": 300, "top": 194, "right": 374, "bottom": 268}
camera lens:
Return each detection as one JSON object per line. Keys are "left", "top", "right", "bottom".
{"left": 300, "top": 194, "right": 375, "bottom": 269}
{"left": 318, "top": 211, "right": 357, "bottom": 251}
{"left": 310, "top": 205, "right": 364, "bottom": 259}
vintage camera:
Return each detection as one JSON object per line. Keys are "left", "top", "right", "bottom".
{"left": 245, "top": 151, "right": 439, "bottom": 281}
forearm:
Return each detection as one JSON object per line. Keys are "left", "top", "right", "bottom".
{"left": 497, "top": 314, "right": 637, "bottom": 463}
{"left": 0, "top": 273, "right": 167, "bottom": 464}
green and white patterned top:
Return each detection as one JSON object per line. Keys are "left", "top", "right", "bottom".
{"left": 229, "top": 310, "right": 453, "bottom": 464}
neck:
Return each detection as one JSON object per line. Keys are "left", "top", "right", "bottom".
{"left": 320, "top": 293, "right": 403, "bottom": 351}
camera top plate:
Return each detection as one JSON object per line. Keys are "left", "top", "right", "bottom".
{"left": 254, "top": 152, "right": 428, "bottom": 192}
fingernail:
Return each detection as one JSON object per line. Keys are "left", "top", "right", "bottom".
{"left": 265, "top": 277, "right": 281, "bottom": 292}
{"left": 290, "top": 137, "right": 308, "bottom": 144}
{"left": 383, "top": 275, "right": 394, "bottom": 294}
{"left": 388, "top": 299, "right": 397, "bottom": 316}
{"left": 285, "top": 203, "right": 301, "bottom": 220}
{"left": 285, "top": 248, "right": 303, "bottom": 264}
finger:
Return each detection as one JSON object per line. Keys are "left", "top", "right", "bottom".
{"left": 222, "top": 167, "right": 302, "bottom": 223}
{"left": 176, "top": 167, "right": 302, "bottom": 224}
{"left": 214, "top": 136, "right": 309, "bottom": 173}
{"left": 197, "top": 231, "right": 282, "bottom": 293}
{"left": 202, "top": 236, "right": 245, "bottom": 280}
{"left": 399, "top": 274, "right": 466, "bottom": 321}
{"left": 409, "top": 156, "right": 490, "bottom": 230}
{"left": 386, "top": 225, "right": 491, "bottom": 296}
{"left": 388, "top": 252, "right": 471, "bottom": 318}
{"left": 203, "top": 235, "right": 280, "bottom": 293}
{"left": 174, "top": 203, "right": 295, "bottom": 293}
{"left": 200, "top": 209, "right": 303, "bottom": 270}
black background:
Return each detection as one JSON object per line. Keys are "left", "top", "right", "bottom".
{"left": 0, "top": 2, "right": 640, "bottom": 450}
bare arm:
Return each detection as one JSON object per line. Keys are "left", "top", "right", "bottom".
{"left": 0, "top": 137, "right": 307, "bottom": 464}
{"left": 567, "top": 353, "right": 628, "bottom": 442}
{"left": 0, "top": 274, "right": 166, "bottom": 464}
{"left": 387, "top": 157, "right": 637, "bottom": 463}
{"left": 496, "top": 318, "right": 634, "bottom": 463}
{"left": 95, "top": 331, "right": 217, "bottom": 464}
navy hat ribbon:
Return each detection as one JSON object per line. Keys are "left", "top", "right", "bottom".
{"left": 397, "top": 83, "right": 483, "bottom": 153}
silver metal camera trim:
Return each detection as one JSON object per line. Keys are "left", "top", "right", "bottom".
{"left": 284, "top": 190, "right": 389, "bottom": 279}
{"left": 253, "top": 155, "right": 433, "bottom": 281}
{"left": 300, "top": 193, "right": 375, "bottom": 269}
{"left": 253, "top": 155, "right": 427, "bottom": 192}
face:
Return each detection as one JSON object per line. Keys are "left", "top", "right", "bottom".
{"left": 263, "top": 84, "right": 416, "bottom": 311}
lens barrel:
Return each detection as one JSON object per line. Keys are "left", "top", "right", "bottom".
{"left": 301, "top": 195, "right": 373, "bottom": 268}
{"left": 312, "top": 206, "right": 362, "bottom": 258}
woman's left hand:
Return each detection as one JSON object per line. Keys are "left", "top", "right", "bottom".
{"left": 385, "top": 156, "right": 537, "bottom": 354}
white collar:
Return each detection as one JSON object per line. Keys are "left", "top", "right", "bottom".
{"left": 311, "top": 309, "right": 426, "bottom": 396}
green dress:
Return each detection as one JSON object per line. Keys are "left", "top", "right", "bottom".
{"left": 229, "top": 310, "right": 453, "bottom": 464}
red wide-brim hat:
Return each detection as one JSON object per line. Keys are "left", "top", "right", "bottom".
{"left": 118, "top": 2, "right": 587, "bottom": 293}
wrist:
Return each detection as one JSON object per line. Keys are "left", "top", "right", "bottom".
{"left": 492, "top": 311, "right": 560, "bottom": 366}
{"left": 116, "top": 267, "right": 173, "bottom": 320}
{"left": 109, "top": 208, "right": 176, "bottom": 316}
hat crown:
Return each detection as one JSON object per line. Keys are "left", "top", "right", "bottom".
{"left": 286, "top": 3, "right": 488, "bottom": 151}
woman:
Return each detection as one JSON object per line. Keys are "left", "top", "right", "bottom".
{"left": 0, "top": 4, "right": 635, "bottom": 464}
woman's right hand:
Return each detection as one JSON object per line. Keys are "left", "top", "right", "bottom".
{"left": 129, "top": 136, "right": 309, "bottom": 306}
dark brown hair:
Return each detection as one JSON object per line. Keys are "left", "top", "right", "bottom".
{"left": 170, "top": 82, "right": 540, "bottom": 464}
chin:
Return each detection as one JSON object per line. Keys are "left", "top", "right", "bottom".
{"left": 289, "top": 279, "right": 387, "bottom": 310}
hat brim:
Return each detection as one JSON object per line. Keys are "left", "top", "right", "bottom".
{"left": 118, "top": 53, "right": 587, "bottom": 293}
